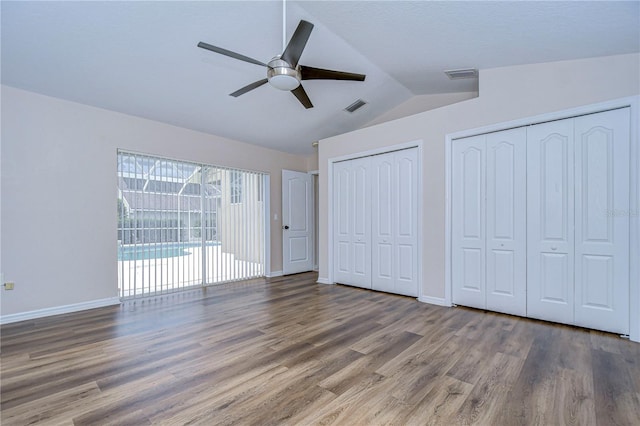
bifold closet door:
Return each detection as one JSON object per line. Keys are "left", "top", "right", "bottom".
{"left": 452, "top": 134, "right": 487, "bottom": 309}
{"left": 527, "top": 108, "right": 630, "bottom": 334}
{"left": 371, "top": 148, "right": 419, "bottom": 297}
{"left": 452, "top": 130, "right": 526, "bottom": 314}
{"left": 485, "top": 128, "right": 527, "bottom": 316}
{"left": 452, "top": 107, "right": 631, "bottom": 334}
{"left": 333, "top": 157, "right": 372, "bottom": 288}
{"left": 573, "top": 109, "right": 630, "bottom": 334}
{"left": 527, "top": 118, "right": 576, "bottom": 325}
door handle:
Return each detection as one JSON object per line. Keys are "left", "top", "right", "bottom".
{"left": 283, "top": 225, "right": 289, "bottom": 230}
{"left": 551, "top": 246, "right": 557, "bottom": 251}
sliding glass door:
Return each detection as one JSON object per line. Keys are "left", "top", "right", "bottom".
{"left": 117, "top": 151, "right": 267, "bottom": 299}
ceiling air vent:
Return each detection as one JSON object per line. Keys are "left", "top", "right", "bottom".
{"left": 345, "top": 99, "right": 367, "bottom": 113}
{"left": 444, "top": 68, "right": 478, "bottom": 80}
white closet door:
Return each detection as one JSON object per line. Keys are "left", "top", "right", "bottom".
{"left": 351, "top": 157, "right": 372, "bottom": 288}
{"left": 333, "top": 160, "right": 353, "bottom": 285}
{"left": 372, "top": 148, "right": 418, "bottom": 296}
{"left": 333, "top": 157, "right": 372, "bottom": 288}
{"left": 527, "top": 118, "right": 575, "bottom": 325}
{"left": 393, "top": 148, "right": 419, "bottom": 296}
{"left": 452, "top": 135, "right": 486, "bottom": 309}
{"left": 485, "top": 128, "right": 527, "bottom": 316}
{"left": 574, "top": 108, "right": 630, "bottom": 334}
{"left": 371, "top": 153, "right": 395, "bottom": 292}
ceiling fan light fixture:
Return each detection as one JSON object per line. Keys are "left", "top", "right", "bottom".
{"left": 268, "top": 73, "right": 300, "bottom": 91}
{"left": 267, "top": 57, "right": 300, "bottom": 90}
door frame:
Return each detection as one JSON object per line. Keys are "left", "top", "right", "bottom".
{"left": 445, "top": 96, "right": 640, "bottom": 342}
{"left": 309, "top": 170, "right": 319, "bottom": 271}
{"left": 326, "top": 140, "right": 424, "bottom": 299}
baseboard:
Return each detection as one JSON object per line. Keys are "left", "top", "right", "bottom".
{"left": 266, "top": 271, "right": 283, "bottom": 278}
{"left": 417, "top": 295, "right": 451, "bottom": 307}
{"left": 316, "top": 277, "right": 333, "bottom": 285}
{"left": 0, "top": 297, "right": 121, "bottom": 325}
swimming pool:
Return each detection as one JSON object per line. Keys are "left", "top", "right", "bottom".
{"left": 118, "top": 242, "right": 220, "bottom": 261}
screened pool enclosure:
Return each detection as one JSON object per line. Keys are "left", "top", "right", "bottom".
{"left": 117, "top": 152, "right": 267, "bottom": 298}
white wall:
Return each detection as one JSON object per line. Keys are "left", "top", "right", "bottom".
{"left": 364, "top": 91, "right": 478, "bottom": 127}
{"left": 0, "top": 85, "right": 309, "bottom": 317}
{"left": 318, "top": 53, "right": 640, "bottom": 300}
{"left": 306, "top": 148, "right": 319, "bottom": 172}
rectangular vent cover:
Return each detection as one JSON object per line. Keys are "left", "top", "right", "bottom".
{"left": 444, "top": 68, "right": 478, "bottom": 80}
{"left": 345, "top": 99, "right": 367, "bottom": 113}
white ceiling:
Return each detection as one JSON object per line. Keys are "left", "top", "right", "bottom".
{"left": 2, "top": 1, "right": 638, "bottom": 155}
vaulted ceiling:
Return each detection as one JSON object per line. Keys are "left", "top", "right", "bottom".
{"left": 2, "top": 1, "right": 638, "bottom": 155}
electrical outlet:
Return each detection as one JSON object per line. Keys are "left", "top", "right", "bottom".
{"left": 4, "top": 282, "right": 15, "bottom": 290}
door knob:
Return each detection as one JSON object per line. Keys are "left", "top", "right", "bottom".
{"left": 283, "top": 225, "right": 289, "bottom": 230}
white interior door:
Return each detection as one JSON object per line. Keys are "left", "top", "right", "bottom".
{"left": 333, "top": 161, "right": 352, "bottom": 284}
{"left": 333, "top": 158, "right": 371, "bottom": 288}
{"left": 450, "top": 105, "right": 633, "bottom": 335}
{"left": 282, "top": 170, "right": 313, "bottom": 275}
{"left": 527, "top": 118, "right": 575, "bottom": 325}
{"left": 573, "top": 108, "right": 630, "bottom": 334}
{"left": 372, "top": 148, "right": 419, "bottom": 296}
{"left": 351, "top": 157, "right": 372, "bottom": 287}
{"left": 452, "top": 135, "right": 486, "bottom": 309}
{"left": 371, "top": 153, "right": 394, "bottom": 292}
{"left": 485, "top": 128, "right": 527, "bottom": 316}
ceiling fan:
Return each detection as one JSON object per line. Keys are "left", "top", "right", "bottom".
{"left": 197, "top": 19, "right": 366, "bottom": 109}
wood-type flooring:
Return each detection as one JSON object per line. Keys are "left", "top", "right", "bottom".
{"left": 1, "top": 272, "right": 639, "bottom": 425}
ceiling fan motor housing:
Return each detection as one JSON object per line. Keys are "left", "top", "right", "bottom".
{"left": 267, "top": 57, "right": 301, "bottom": 90}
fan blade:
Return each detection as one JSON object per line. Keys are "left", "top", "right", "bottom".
{"left": 300, "top": 66, "right": 366, "bottom": 81}
{"left": 197, "top": 42, "right": 267, "bottom": 67}
{"left": 230, "top": 79, "right": 268, "bottom": 97}
{"left": 281, "top": 20, "right": 314, "bottom": 68}
{"left": 291, "top": 85, "right": 313, "bottom": 109}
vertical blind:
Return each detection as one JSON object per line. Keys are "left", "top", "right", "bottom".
{"left": 117, "top": 151, "right": 266, "bottom": 299}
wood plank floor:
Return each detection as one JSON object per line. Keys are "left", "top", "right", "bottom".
{"left": 2, "top": 272, "right": 639, "bottom": 425}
